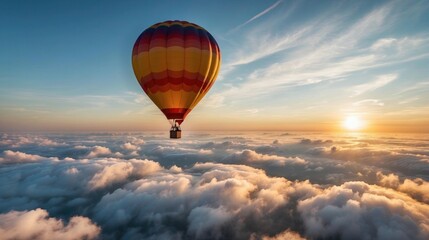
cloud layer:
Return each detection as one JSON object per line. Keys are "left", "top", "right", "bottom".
{"left": 0, "top": 132, "right": 428, "bottom": 239}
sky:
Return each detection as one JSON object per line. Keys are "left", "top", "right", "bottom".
{"left": 1, "top": 0, "right": 429, "bottom": 132}
{"left": 1, "top": 2, "right": 429, "bottom": 238}
{"left": 0, "top": 131, "right": 428, "bottom": 239}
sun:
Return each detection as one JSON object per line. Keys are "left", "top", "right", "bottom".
{"left": 343, "top": 116, "right": 365, "bottom": 131}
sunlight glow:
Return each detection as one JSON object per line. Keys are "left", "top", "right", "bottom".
{"left": 343, "top": 116, "right": 365, "bottom": 131}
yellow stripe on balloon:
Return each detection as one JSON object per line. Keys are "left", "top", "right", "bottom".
{"left": 132, "top": 52, "right": 152, "bottom": 79}
{"left": 135, "top": 48, "right": 213, "bottom": 75}
{"left": 148, "top": 47, "right": 167, "bottom": 73}
{"left": 184, "top": 47, "right": 202, "bottom": 74}
{"left": 166, "top": 46, "right": 184, "bottom": 72}
{"left": 190, "top": 50, "right": 220, "bottom": 109}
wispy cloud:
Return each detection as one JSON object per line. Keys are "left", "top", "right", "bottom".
{"left": 353, "top": 99, "right": 385, "bottom": 106}
{"left": 399, "top": 81, "right": 429, "bottom": 94}
{"left": 219, "top": 3, "right": 395, "bottom": 99}
{"left": 399, "top": 97, "right": 419, "bottom": 104}
{"left": 219, "top": 1, "right": 429, "bottom": 105}
{"left": 351, "top": 74, "right": 397, "bottom": 97}
{"left": 229, "top": 0, "right": 283, "bottom": 33}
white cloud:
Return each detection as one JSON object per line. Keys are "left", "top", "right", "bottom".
{"left": 351, "top": 74, "right": 397, "bottom": 96}
{"left": 353, "top": 99, "right": 384, "bottom": 106}
{"left": 74, "top": 145, "right": 89, "bottom": 149}
{"left": 66, "top": 167, "right": 79, "bottom": 175}
{"left": 188, "top": 206, "right": 232, "bottom": 239}
{"left": 0, "top": 208, "right": 100, "bottom": 240}
{"left": 298, "top": 181, "right": 429, "bottom": 240}
{"left": 262, "top": 229, "right": 306, "bottom": 240}
{"left": 371, "top": 38, "right": 397, "bottom": 50}
{"left": 377, "top": 172, "right": 429, "bottom": 203}
{"left": 152, "top": 145, "right": 214, "bottom": 155}
{"left": 89, "top": 162, "right": 134, "bottom": 189}
{"left": 371, "top": 37, "right": 427, "bottom": 51}
{"left": 1, "top": 150, "right": 43, "bottom": 163}
{"left": 223, "top": 3, "right": 394, "bottom": 95}
{"left": 37, "top": 137, "right": 64, "bottom": 146}
{"left": 198, "top": 149, "right": 214, "bottom": 154}
{"left": 216, "top": 2, "right": 429, "bottom": 104}
{"left": 89, "top": 159, "right": 162, "bottom": 189}
{"left": 169, "top": 165, "right": 183, "bottom": 173}
{"left": 92, "top": 162, "right": 320, "bottom": 238}
{"left": 0, "top": 132, "right": 428, "bottom": 238}
{"left": 201, "top": 93, "right": 226, "bottom": 108}
{"left": 0, "top": 136, "right": 64, "bottom": 147}
{"left": 87, "top": 146, "right": 112, "bottom": 158}
{"left": 230, "top": 0, "right": 283, "bottom": 33}
{"left": 0, "top": 150, "right": 59, "bottom": 164}
{"left": 229, "top": 25, "right": 310, "bottom": 67}
{"left": 227, "top": 149, "right": 307, "bottom": 166}
{"left": 128, "top": 137, "right": 145, "bottom": 145}
{"left": 121, "top": 142, "right": 140, "bottom": 151}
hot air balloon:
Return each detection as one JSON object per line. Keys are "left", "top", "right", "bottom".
{"left": 132, "top": 20, "right": 221, "bottom": 138}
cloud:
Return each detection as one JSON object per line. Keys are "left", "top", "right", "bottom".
{"left": 371, "top": 37, "right": 427, "bottom": 51}
{"left": 0, "top": 135, "right": 65, "bottom": 148}
{"left": 298, "top": 181, "right": 429, "bottom": 240}
{"left": 187, "top": 206, "right": 232, "bottom": 239}
{"left": 353, "top": 99, "right": 384, "bottom": 106}
{"left": 351, "top": 74, "right": 397, "bottom": 96}
{"left": 37, "top": 137, "right": 64, "bottom": 147}
{"left": 300, "top": 139, "right": 333, "bottom": 145}
{"left": 1, "top": 132, "right": 429, "bottom": 239}
{"left": 0, "top": 208, "right": 100, "bottom": 240}
{"left": 89, "top": 162, "right": 134, "bottom": 189}
{"left": 218, "top": 3, "right": 400, "bottom": 100}
{"left": 89, "top": 159, "right": 162, "bottom": 189}
{"left": 226, "top": 149, "right": 307, "bottom": 166}
{"left": 92, "top": 162, "right": 320, "bottom": 239}
{"left": 262, "top": 229, "right": 306, "bottom": 240}
{"left": 229, "top": 24, "right": 310, "bottom": 67}
{"left": 398, "top": 81, "right": 429, "bottom": 94}
{"left": 66, "top": 167, "right": 79, "bottom": 175}
{"left": 377, "top": 172, "right": 429, "bottom": 204}
{"left": 215, "top": 1, "right": 429, "bottom": 107}
{"left": 230, "top": 0, "right": 283, "bottom": 33}
{"left": 0, "top": 150, "right": 59, "bottom": 164}
{"left": 87, "top": 146, "right": 112, "bottom": 158}
{"left": 1, "top": 155, "right": 428, "bottom": 239}
{"left": 202, "top": 93, "right": 226, "bottom": 108}
{"left": 74, "top": 145, "right": 89, "bottom": 149}
{"left": 128, "top": 137, "right": 145, "bottom": 145}
{"left": 151, "top": 145, "right": 214, "bottom": 156}
{"left": 121, "top": 142, "right": 140, "bottom": 151}
{"left": 1, "top": 150, "right": 43, "bottom": 163}
{"left": 377, "top": 172, "right": 401, "bottom": 188}
{"left": 371, "top": 38, "right": 398, "bottom": 50}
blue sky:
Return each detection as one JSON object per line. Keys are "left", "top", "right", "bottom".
{"left": 1, "top": 0, "right": 429, "bottom": 132}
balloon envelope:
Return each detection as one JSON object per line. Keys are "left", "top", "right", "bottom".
{"left": 132, "top": 20, "right": 221, "bottom": 124}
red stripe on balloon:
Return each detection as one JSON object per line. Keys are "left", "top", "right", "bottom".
{"left": 141, "top": 76, "right": 204, "bottom": 93}
{"left": 141, "top": 77, "right": 203, "bottom": 87}
{"left": 147, "top": 83, "right": 201, "bottom": 93}
{"left": 133, "top": 22, "right": 218, "bottom": 55}
{"left": 161, "top": 108, "right": 190, "bottom": 119}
